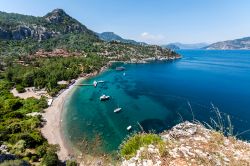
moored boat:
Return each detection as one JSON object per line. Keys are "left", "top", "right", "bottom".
{"left": 114, "top": 107, "right": 122, "bottom": 113}
{"left": 100, "top": 94, "right": 110, "bottom": 101}
{"left": 127, "top": 125, "right": 132, "bottom": 131}
{"left": 116, "top": 66, "right": 126, "bottom": 71}
{"left": 93, "top": 80, "right": 97, "bottom": 87}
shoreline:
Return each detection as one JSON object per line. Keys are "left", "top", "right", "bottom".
{"left": 40, "top": 57, "right": 180, "bottom": 162}
{"left": 41, "top": 77, "right": 84, "bottom": 160}
{"left": 41, "top": 65, "right": 109, "bottom": 161}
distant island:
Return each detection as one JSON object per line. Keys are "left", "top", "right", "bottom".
{"left": 162, "top": 42, "right": 209, "bottom": 50}
{"left": 97, "top": 32, "right": 147, "bottom": 46}
{"left": 204, "top": 36, "right": 250, "bottom": 50}
{"left": 161, "top": 44, "right": 180, "bottom": 50}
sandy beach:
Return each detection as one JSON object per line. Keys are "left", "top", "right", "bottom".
{"left": 41, "top": 66, "right": 108, "bottom": 161}
{"left": 41, "top": 77, "right": 84, "bottom": 161}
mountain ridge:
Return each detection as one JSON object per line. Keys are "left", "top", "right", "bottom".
{"left": 0, "top": 9, "right": 97, "bottom": 41}
{"left": 204, "top": 36, "right": 250, "bottom": 50}
{"left": 97, "top": 31, "right": 147, "bottom": 46}
{"left": 162, "top": 42, "right": 209, "bottom": 49}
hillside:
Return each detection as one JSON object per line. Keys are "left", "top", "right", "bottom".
{"left": 204, "top": 37, "right": 250, "bottom": 50}
{"left": 0, "top": 9, "right": 178, "bottom": 62}
{"left": 0, "top": 9, "right": 180, "bottom": 166}
{"left": 121, "top": 122, "right": 250, "bottom": 166}
{"left": 97, "top": 32, "right": 147, "bottom": 45}
{"left": 0, "top": 9, "right": 96, "bottom": 41}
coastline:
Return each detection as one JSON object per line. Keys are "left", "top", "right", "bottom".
{"left": 41, "top": 65, "right": 109, "bottom": 161}
{"left": 41, "top": 77, "right": 84, "bottom": 161}
{"left": 40, "top": 57, "right": 180, "bottom": 162}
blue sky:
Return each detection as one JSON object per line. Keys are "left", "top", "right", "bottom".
{"left": 0, "top": 0, "right": 250, "bottom": 44}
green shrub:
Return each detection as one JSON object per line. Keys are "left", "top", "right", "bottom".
{"left": 66, "top": 160, "right": 78, "bottom": 166}
{"left": 0, "top": 159, "right": 30, "bottom": 166}
{"left": 30, "top": 155, "right": 38, "bottom": 162}
{"left": 41, "top": 150, "right": 58, "bottom": 166}
{"left": 12, "top": 140, "right": 26, "bottom": 154}
{"left": 16, "top": 84, "right": 26, "bottom": 93}
{"left": 36, "top": 143, "right": 48, "bottom": 158}
{"left": 120, "top": 133, "right": 163, "bottom": 159}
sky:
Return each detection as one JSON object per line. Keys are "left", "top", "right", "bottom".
{"left": 0, "top": 0, "right": 250, "bottom": 44}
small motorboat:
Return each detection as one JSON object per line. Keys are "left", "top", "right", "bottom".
{"left": 93, "top": 80, "right": 98, "bottom": 87}
{"left": 114, "top": 107, "right": 122, "bottom": 113}
{"left": 116, "top": 66, "right": 126, "bottom": 71}
{"left": 127, "top": 125, "right": 132, "bottom": 131}
{"left": 100, "top": 95, "right": 110, "bottom": 101}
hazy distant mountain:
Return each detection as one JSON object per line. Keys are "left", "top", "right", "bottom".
{"left": 204, "top": 37, "right": 250, "bottom": 50}
{"left": 161, "top": 44, "right": 180, "bottom": 50}
{"left": 163, "top": 42, "right": 209, "bottom": 49}
{"left": 97, "top": 32, "right": 147, "bottom": 46}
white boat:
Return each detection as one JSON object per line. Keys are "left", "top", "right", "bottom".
{"left": 114, "top": 107, "right": 122, "bottom": 113}
{"left": 123, "top": 72, "right": 126, "bottom": 76}
{"left": 100, "top": 95, "right": 110, "bottom": 101}
{"left": 127, "top": 125, "right": 132, "bottom": 131}
{"left": 116, "top": 66, "right": 126, "bottom": 71}
{"left": 93, "top": 80, "right": 98, "bottom": 87}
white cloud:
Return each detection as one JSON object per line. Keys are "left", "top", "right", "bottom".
{"left": 139, "top": 32, "right": 165, "bottom": 44}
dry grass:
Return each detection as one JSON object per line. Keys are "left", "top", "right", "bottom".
{"left": 122, "top": 122, "right": 250, "bottom": 166}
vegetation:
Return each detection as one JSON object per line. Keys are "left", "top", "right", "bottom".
{"left": 66, "top": 160, "right": 78, "bottom": 166}
{"left": 119, "top": 133, "right": 164, "bottom": 160}
{"left": 0, "top": 9, "right": 179, "bottom": 165}
{"left": 0, "top": 79, "right": 60, "bottom": 164}
{"left": 0, "top": 159, "right": 30, "bottom": 166}
{"left": 41, "top": 150, "right": 58, "bottom": 166}
{"left": 0, "top": 54, "right": 107, "bottom": 96}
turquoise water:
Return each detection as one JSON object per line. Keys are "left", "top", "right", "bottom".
{"left": 62, "top": 50, "right": 250, "bottom": 155}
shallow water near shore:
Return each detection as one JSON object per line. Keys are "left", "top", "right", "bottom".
{"left": 62, "top": 50, "right": 250, "bottom": 156}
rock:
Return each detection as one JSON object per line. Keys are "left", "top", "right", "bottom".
{"left": 122, "top": 121, "right": 250, "bottom": 166}
{"left": 12, "top": 26, "right": 32, "bottom": 40}
{"left": 0, "top": 27, "right": 11, "bottom": 39}
{"left": 0, "top": 145, "right": 9, "bottom": 154}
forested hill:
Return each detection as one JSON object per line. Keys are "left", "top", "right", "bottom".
{"left": 0, "top": 9, "right": 97, "bottom": 41}
{"left": 0, "top": 9, "right": 180, "bottom": 165}
{"left": 0, "top": 9, "right": 179, "bottom": 60}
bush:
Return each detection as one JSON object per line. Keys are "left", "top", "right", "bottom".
{"left": 36, "top": 144, "right": 47, "bottom": 158}
{"left": 12, "top": 140, "right": 26, "bottom": 154}
{"left": 16, "top": 85, "right": 26, "bottom": 93}
{"left": 41, "top": 150, "right": 58, "bottom": 166}
{"left": 0, "top": 159, "right": 30, "bottom": 166}
{"left": 66, "top": 160, "right": 78, "bottom": 166}
{"left": 120, "top": 133, "right": 163, "bottom": 159}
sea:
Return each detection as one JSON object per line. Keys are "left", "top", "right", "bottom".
{"left": 62, "top": 50, "right": 250, "bottom": 155}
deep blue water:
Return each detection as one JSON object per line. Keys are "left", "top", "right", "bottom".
{"left": 62, "top": 50, "right": 250, "bottom": 155}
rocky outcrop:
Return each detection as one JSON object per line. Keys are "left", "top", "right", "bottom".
{"left": 122, "top": 122, "right": 250, "bottom": 166}
{"left": 0, "top": 25, "right": 59, "bottom": 41}
{"left": 44, "top": 9, "right": 66, "bottom": 23}
{"left": 0, "top": 27, "right": 12, "bottom": 39}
